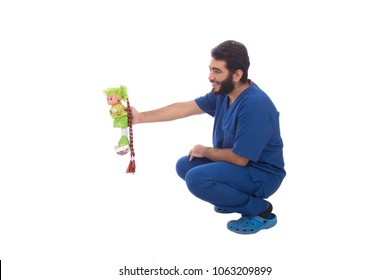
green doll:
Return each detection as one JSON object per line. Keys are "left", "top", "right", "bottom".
{"left": 104, "top": 85, "right": 130, "bottom": 155}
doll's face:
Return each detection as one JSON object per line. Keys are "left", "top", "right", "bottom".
{"left": 107, "top": 94, "right": 121, "bottom": 106}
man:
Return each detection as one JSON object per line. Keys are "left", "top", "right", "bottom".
{"left": 130, "top": 40, "right": 286, "bottom": 234}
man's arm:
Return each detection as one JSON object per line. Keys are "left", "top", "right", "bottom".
{"left": 131, "top": 100, "right": 204, "bottom": 124}
{"left": 189, "top": 144, "right": 249, "bottom": 167}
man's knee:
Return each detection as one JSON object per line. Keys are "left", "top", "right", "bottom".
{"left": 175, "top": 156, "right": 190, "bottom": 180}
{"left": 185, "top": 168, "right": 213, "bottom": 198}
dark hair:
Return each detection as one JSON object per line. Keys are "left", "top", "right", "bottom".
{"left": 211, "top": 40, "right": 250, "bottom": 82}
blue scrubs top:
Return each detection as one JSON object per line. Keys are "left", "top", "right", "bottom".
{"left": 195, "top": 80, "right": 286, "bottom": 179}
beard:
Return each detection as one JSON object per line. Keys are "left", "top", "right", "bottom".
{"left": 211, "top": 72, "right": 234, "bottom": 95}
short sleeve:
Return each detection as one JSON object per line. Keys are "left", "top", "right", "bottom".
{"left": 195, "top": 93, "right": 216, "bottom": 117}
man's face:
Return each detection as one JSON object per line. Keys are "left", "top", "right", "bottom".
{"left": 208, "top": 58, "right": 234, "bottom": 95}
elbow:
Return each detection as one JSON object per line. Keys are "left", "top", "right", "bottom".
{"left": 235, "top": 158, "right": 249, "bottom": 167}
{"left": 231, "top": 151, "right": 249, "bottom": 167}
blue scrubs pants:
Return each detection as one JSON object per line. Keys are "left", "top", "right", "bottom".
{"left": 176, "top": 156, "right": 279, "bottom": 216}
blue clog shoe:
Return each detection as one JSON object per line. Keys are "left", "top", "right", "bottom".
{"left": 227, "top": 213, "right": 277, "bottom": 234}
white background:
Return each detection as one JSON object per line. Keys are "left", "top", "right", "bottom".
{"left": 1, "top": 0, "right": 389, "bottom": 279}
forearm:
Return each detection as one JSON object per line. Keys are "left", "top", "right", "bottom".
{"left": 205, "top": 148, "right": 248, "bottom": 166}
{"left": 139, "top": 101, "right": 203, "bottom": 123}
{"left": 190, "top": 145, "right": 249, "bottom": 167}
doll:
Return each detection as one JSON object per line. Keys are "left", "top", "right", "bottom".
{"left": 104, "top": 85, "right": 130, "bottom": 155}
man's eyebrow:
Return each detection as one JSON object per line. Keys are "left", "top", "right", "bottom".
{"left": 209, "top": 66, "right": 223, "bottom": 72}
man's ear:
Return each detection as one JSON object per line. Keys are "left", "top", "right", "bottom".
{"left": 233, "top": 69, "right": 243, "bottom": 82}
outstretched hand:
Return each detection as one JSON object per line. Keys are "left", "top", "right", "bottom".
{"left": 125, "top": 107, "right": 140, "bottom": 124}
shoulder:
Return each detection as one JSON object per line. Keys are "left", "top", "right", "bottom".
{"left": 196, "top": 92, "right": 227, "bottom": 107}
{"left": 238, "top": 83, "right": 279, "bottom": 121}
{"left": 243, "top": 83, "right": 274, "bottom": 107}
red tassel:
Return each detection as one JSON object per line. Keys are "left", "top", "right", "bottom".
{"left": 126, "top": 157, "right": 136, "bottom": 174}
{"left": 126, "top": 98, "right": 136, "bottom": 174}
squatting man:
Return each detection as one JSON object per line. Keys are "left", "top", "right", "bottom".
{"left": 130, "top": 40, "right": 286, "bottom": 234}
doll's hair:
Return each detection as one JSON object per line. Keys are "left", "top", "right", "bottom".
{"left": 103, "top": 85, "right": 128, "bottom": 100}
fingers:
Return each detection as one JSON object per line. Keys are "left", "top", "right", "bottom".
{"left": 130, "top": 107, "right": 139, "bottom": 124}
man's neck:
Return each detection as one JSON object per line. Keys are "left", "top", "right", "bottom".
{"left": 228, "top": 81, "right": 250, "bottom": 104}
